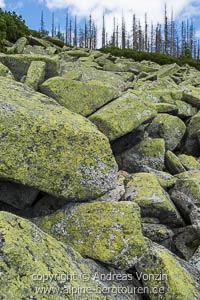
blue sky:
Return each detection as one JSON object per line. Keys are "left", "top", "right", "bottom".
{"left": 1, "top": 0, "right": 200, "bottom": 39}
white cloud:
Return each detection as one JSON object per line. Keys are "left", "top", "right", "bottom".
{"left": 0, "top": 0, "right": 5, "bottom": 8}
{"left": 42, "top": 0, "right": 194, "bottom": 20}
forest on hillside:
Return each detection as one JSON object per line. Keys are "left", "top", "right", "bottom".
{"left": 0, "top": 5, "right": 200, "bottom": 60}
{"left": 41, "top": 4, "right": 200, "bottom": 59}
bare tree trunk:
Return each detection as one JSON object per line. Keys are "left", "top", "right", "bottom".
{"left": 144, "top": 13, "right": 148, "bottom": 51}
{"left": 116, "top": 24, "right": 119, "bottom": 48}
{"left": 121, "top": 14, "right": 126, "bottom": 49}
{"left": 164, "top": 3, "right": 168, "bottom": 54}
{"left": 74, "top": 16, "right": 77, "bottom": 47}
{"left": 69, "top": 19, "right": 72, "bottom": 46}
{"left": 52, "top": 12, "right": 55, "bottom": 38}
{"left": 65, "top": 10, "right": 68, "bottom": 44}
{"left": 102, "top": 13, "right": 106, "bottom": 48}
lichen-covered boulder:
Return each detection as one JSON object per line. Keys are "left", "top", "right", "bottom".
{"left": 97, "top": 171, "right": 126, "bottom": 202}
{"left": 184, "top": 111, "right": 200, "bottom": 155}
{"left": 0, "top": 62, "right": 14, "bottom": 79}
{"left": 176, "top": 99, "right": 197, "bottom": 117}
{"left": 25, "top": 61, "right": 46, "bottom": 90}
{"left": 33, "top": 201, "right": 147, "bottom": 269}
{"left": 40, "top": 77, "right": 120, "bottom": 116}
{"left": 0, "top": 211, "right": 142, "bottom": 300}
{"left": 170, "top": 171, "right": 200, "bottom": 224}
{"left": 142, "top": 223, "right": 174, "bottom": 250}
{"left": 10, "top": 37, "right": 27, "bottom": 54}
{"left": 154, "top": 102, "right": 178, "bottom": 114}
{"left": 124, "top": 173, "right": 184, "bottom": 226}
{"left": 156, "top": 63, "right": 180, "bottom": 78}
{"left": 59, "top": 60, "right": 127, "bottom": 91}
{"left": 117, "top": 138, "right": 165, "bottom": 172}
{"left": 27, "top": 36, "right": 52, "bottom": 48}
{"left": 178, "top": 154, "right": 200, "bottom": 171}
{"left": 142, "top": 166, "right": 176, "bottom": 188}
{"left": 0, "top": 54, "right": 58, "bottom": 81}
{"left": 190, "top": 246, "right": 200, "bottom": 272}
{"left": 173, "top": 226, "right": 200, "bottom": 260}
{"left": 165, "top": 150, "right": 186, "bottom": 175}
{"left": 135, "top": 241, "right": 200, "bottom": 300}
{"left": 0, "top": 77, "right": 118, "bottom": 201}
{"left": 89, "top": 92, "right": 157, "bottom": 141}
{"left": 182, "top": 87, "right": 200, "bottom": 108}
{"left": 147, "top": 113, "right": 186, "bottom": 150}
{"left": 66, "top": 49, "right": 91, "bottom": 58}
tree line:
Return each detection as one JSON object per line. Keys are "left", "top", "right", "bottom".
{"left": 0, "top": 9, "right": 30, "bottom": 42}
{"left": 40, "top": 4, "right": 200, "bottom": 59}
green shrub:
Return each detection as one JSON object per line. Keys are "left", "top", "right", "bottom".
{"left": 100, "top": 46, "right": 200, "bottom": 71}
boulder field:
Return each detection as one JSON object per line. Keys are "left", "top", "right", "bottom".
{"left": 0, "top": 36, "right": 200, "bottom": 299}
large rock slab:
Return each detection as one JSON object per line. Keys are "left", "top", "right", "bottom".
{"left": 135, "top": 241, "right": 200, "bottom": 300}
{"left": 40, "top": 77, "right": 120, "bottom": 116}
{"left": 165, "top": 150, "right": 186, "bottom": 175}
{"left": 0, "top": 54, "right": 58, "bottom": 81}
{"left": 147, "top": 113, "right": 186, "bottom": 151}
{"left": 117, "top": 138, "right": 165, "bottom": 172}
{"left": 184, "top": 111, "right": 200, "bottom": 155}
{"left": 0, "top": 211, "right": 142, "bottom": 300}
{"left": 0, "top": 77, "right": 118, "bottom": 201}
{"left": 89, "top": 92, "right": 157, "bottom": 141}
{"left": 178, "top": 154, "right": 200, "bottom": 171}
{"left": 182, "top": 87, "right": 200, "bottom": 108}
{"left": 33, "top": 201, "right": 147, "bottom": 269}
{"left": 24, "top": 61, "right": 46, "bottom": 90}
{"left": 170, "top": 171, "right": 200, "bottom": 224}
{"left": 9, "top": 37, "right": 28, "bottom": 54}
{"left": 0, "top": 62, "right": 14, "bottom": 79}
{"left": 124, "top": 173, "right": 184, "bottom": 226}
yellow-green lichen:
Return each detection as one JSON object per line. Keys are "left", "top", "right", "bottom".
{"left": 89, "top": 92, "right": 157, "bottom": 141}
{"left": 125, "top": 173, "right": 183, "bottom": 226}
{"left": 40, "top": 76, "right": 120, "bottom": 116}
{"left": 0, "top": 77, "right": 118, "bottom": 200}
{"left": 33, "top": 201, "right": 146, "bottom": 269}
{"left": 0, "top": 211, "right": 130, "bottom": 300}
{"left": 148, "top": 113, "right": 186, "bottom": 151}
{"left": 145, "top": 247, "right": 200, "bottom": 300}
{"left": 25, "top": 60, "right": 46, "bottom": 90}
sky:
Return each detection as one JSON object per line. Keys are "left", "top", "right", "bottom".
{"left": 1, "top": 0, "right": 200, "bottom": 41}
